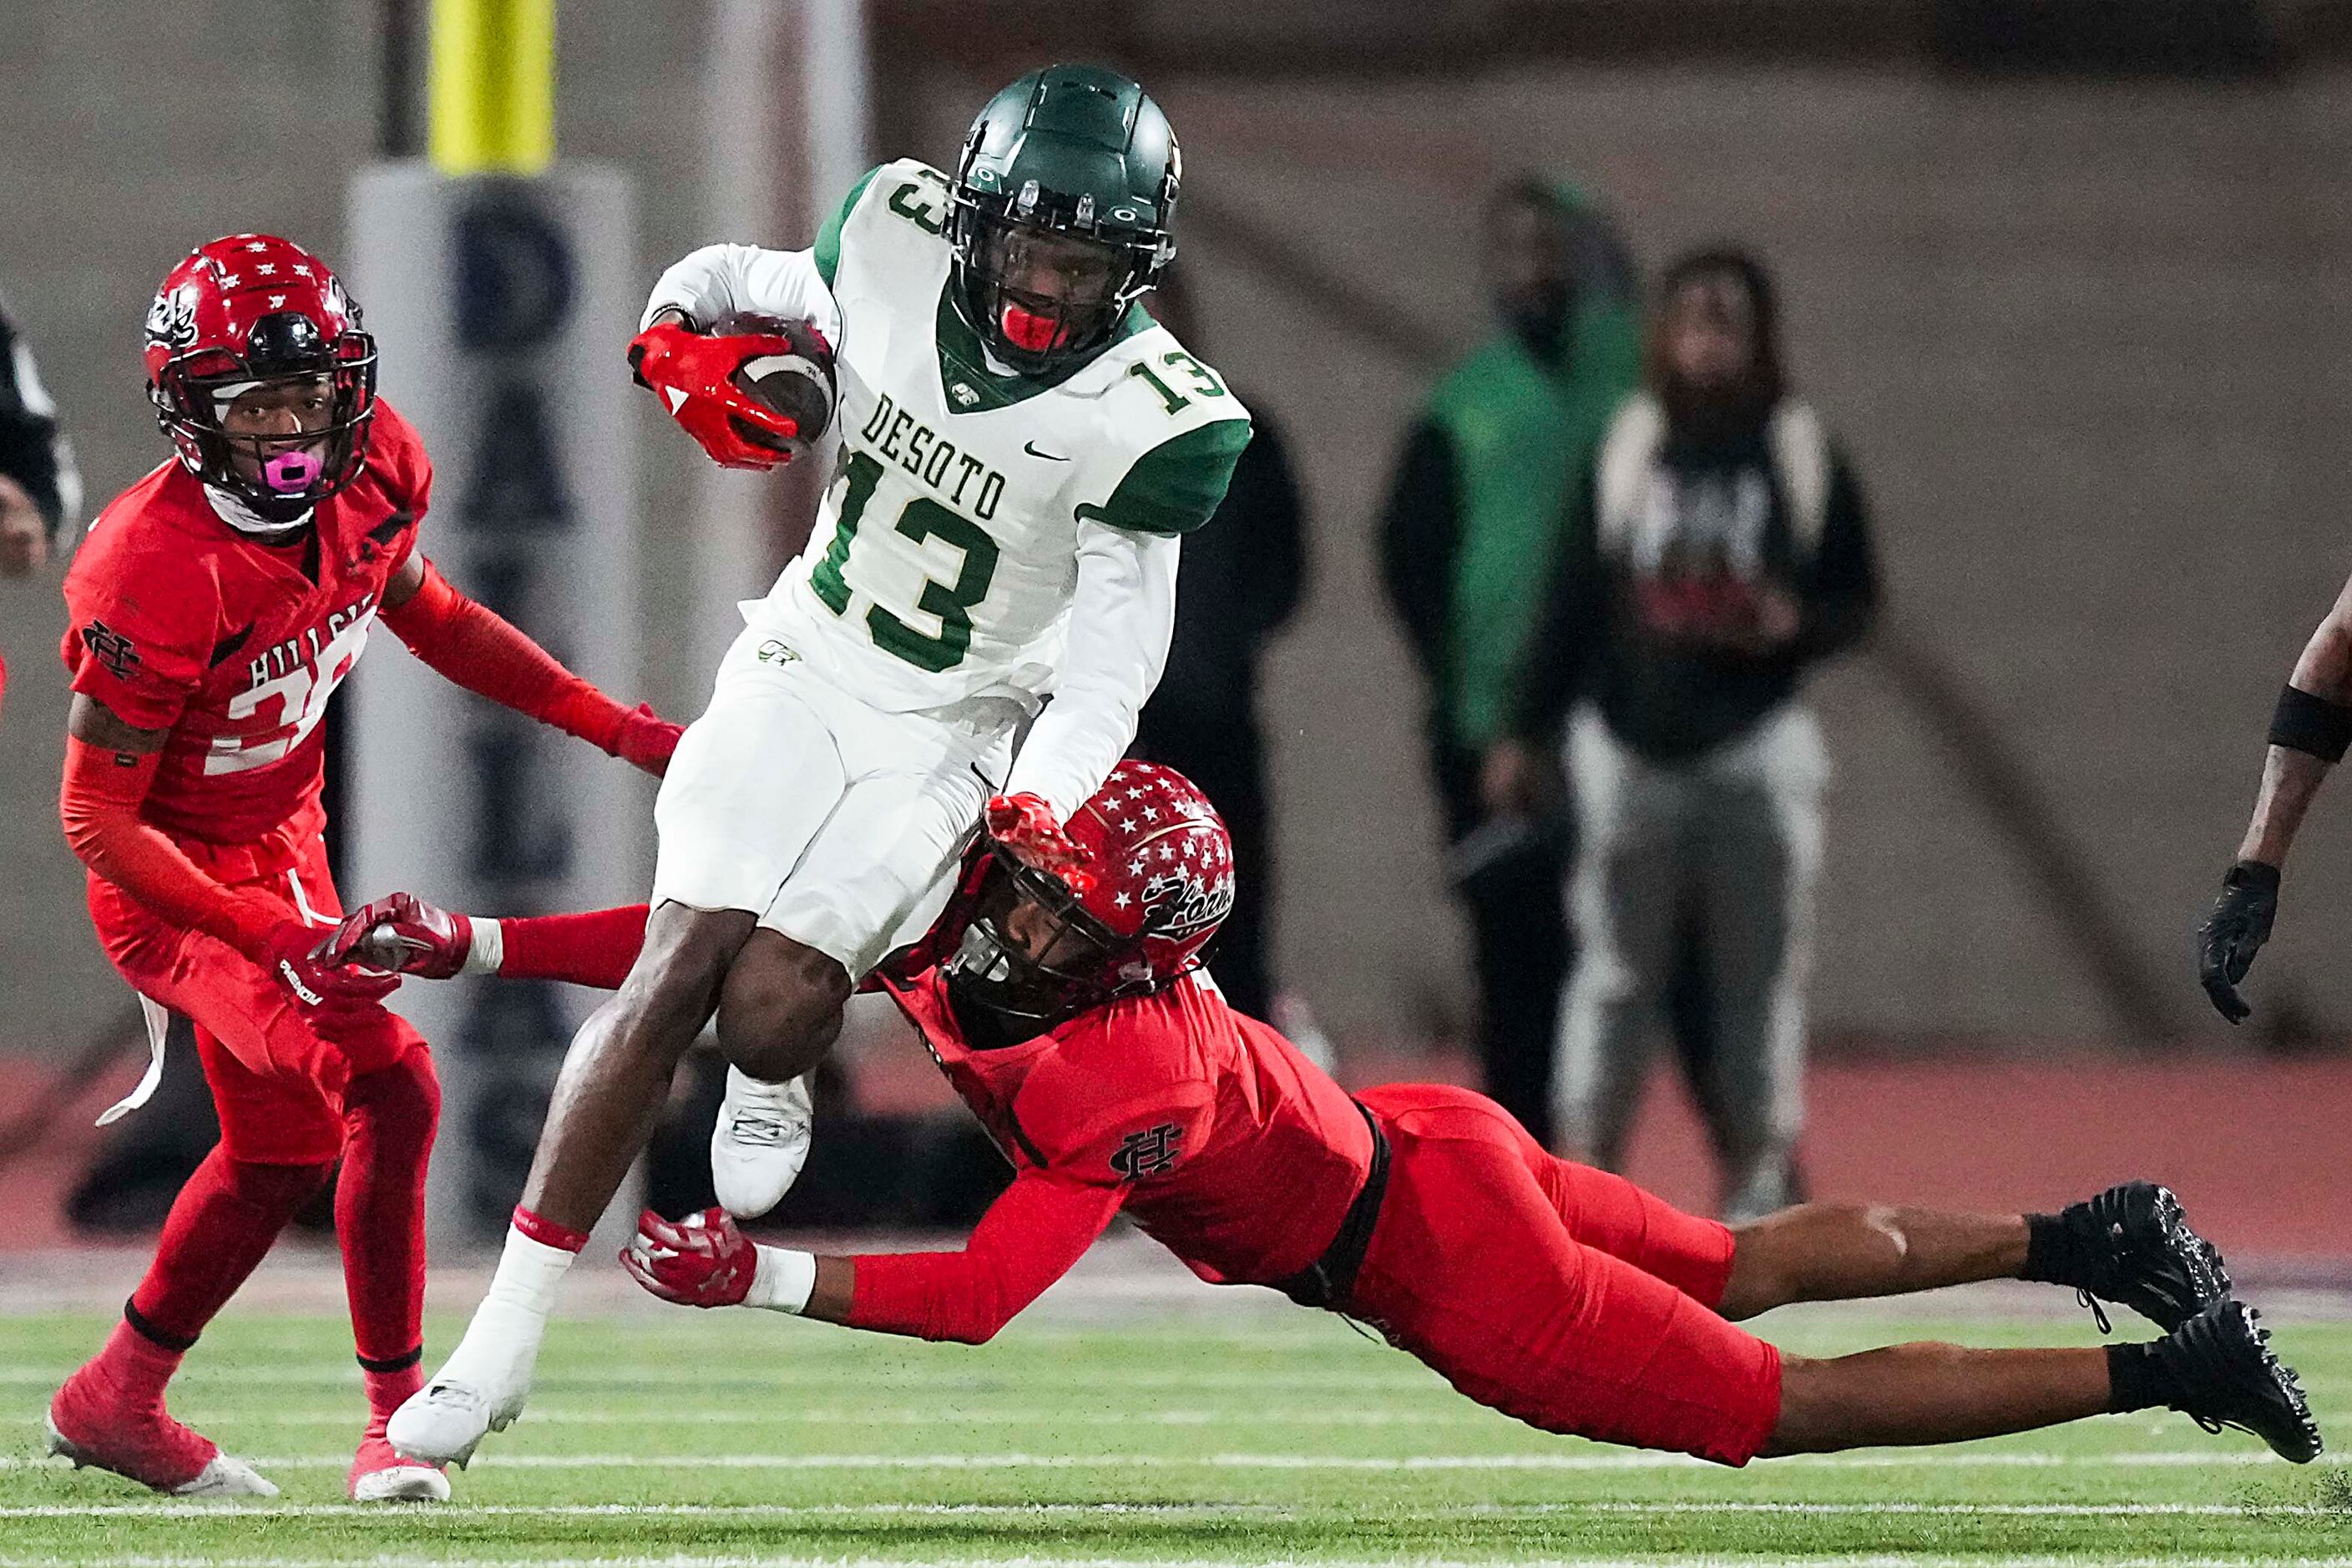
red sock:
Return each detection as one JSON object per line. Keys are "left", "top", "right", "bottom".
{"left": 126, "top": 1146, "right": 331, "bottom": 1350}
{"left": 336, "top": 1051, "right": 441, "bottom": 1373}
{"left": 84, "top": 1318, "right": 185, "bottom": 1413}
{"left": 360, "top": 1363, "right": 425, "bottom": 1437}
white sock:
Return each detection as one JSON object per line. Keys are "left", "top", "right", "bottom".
{"left": 463, "top": 917, "right": 504, "bottom": 975}
{"left": 439, "top": 1227, "right": 577, "bottom": 1380}
{"left": 746, "top": 1246, "right": 817, "bottom": 1314}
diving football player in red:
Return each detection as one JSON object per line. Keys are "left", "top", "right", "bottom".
{"left": 49, "top": 235, "right": 681, "bottom": 1502}
{"left": 333, "top": 765, "right": 2319, "bottom": 1468}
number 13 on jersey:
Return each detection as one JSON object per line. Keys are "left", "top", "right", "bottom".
{"left": 809, "top": 448, "right": 1001, "bottom": 674}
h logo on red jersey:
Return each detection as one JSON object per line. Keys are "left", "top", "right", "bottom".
{"left": 79, "top": 620, "right": 141, "bottom": 681}
{"left": 1109, "top": 1122, "right": 1183, "bottom": 1181}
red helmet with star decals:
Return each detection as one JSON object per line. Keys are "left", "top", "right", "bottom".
{"left": 144, "top": 234, "right": 379, "bottom": 516}
{"left": 942, "top": 761, "right": 1236, "bottom": 1024}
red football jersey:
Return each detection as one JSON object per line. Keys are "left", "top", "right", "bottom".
{"left": 61, "top": 401, "right": 431, "bottom": 847}
{"left": 878, "top": 961, "right": 1374, "bottom": 1287}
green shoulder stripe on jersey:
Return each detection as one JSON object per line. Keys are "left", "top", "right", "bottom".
{"left": 934, "top": 281, "right": 1152, "bottom": 412}
{"left": 814, "top": 165, "right": 883, "bottom": 288}
{"left": 1075, "top": 417, "right": 1253, "bottom": 538}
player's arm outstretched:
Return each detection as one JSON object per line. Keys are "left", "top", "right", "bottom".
{"left": 624, "top": 1169, "right": 1127, "bottom": 1343}
{"left": 2198, "top": 565, "right": 2352, "bottom": 1021}
{"left": 627, "top": 1055, "right": 1210, "bottom": 1340}
{"left": 377, "top": 548, "right": 679, "bottom": 774}
{"left": 320, "top": 890, "right": 1140, "bottom": 1343}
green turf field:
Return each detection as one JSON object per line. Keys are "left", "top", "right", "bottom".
{"left": 1, "top": 1306, "right": 2347, "bottom": 1565}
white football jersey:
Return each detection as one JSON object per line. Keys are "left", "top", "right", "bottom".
{"left": 742, "top": 158, "right": 1252, "bottom": 716}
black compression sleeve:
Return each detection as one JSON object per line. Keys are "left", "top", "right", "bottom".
{"left": 2269, "top": 684, "right": 2352, "bottom": 763}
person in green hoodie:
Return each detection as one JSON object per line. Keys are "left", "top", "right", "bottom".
{"left": 1378, "top": 177, "right": 1643, "bottom": 1149}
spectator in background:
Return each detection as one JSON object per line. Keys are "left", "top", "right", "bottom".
{"left": 1132, "top": 272, "right": 1308, "bottom": 1023}
{"left": 1492, "top": 249, "right": 1878, "bottom": 1222}
{"left": 1378, "top": 177, "right": 1640, "bottom": 1147}
{"left": 0, "top": 291, "right": 83, "bottom": 714}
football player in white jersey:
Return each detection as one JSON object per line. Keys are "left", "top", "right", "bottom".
{"left": 390, "top": 65, "right": 1252, "bottom": 1464}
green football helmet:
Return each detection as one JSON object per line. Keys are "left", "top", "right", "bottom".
{"left": 949, "top": 64, "right": 1179, "bottom": 376}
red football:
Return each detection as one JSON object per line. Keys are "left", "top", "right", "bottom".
{"left": 708, "top": 311, "right": 835, "bottom": 457}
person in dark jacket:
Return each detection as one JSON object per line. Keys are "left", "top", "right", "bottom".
{"left": 1132, "top": 274, "right": 1308, "bottom": 1023}
{"left": 1377, "top": 178, "right": 1640, "bottom": 1147}
{"left": 0, "top": 291, "right": 82, "bottom": 715}
{"left": 1491, "top": 248, "right": 1878, "bottom": 1221}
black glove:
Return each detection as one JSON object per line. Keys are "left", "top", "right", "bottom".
{"left": 2197, "top": 861, "right": 2280, "bottom": 1024}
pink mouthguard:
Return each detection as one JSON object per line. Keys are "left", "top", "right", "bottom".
{"left": 262, "top": 449, "right": 321, "bottom": 495}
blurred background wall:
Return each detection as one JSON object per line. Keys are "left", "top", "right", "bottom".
{"left": 8, "top": 0, "right": 2352, "bottom": 1070}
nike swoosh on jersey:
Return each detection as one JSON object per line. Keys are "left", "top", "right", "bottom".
{"left": 1023, "top": 441, "right": 1070, "bottom": 461}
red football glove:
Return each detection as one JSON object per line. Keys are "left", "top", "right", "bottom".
{"left": 984, "top": 792, "right": 1094, "bottom": 898}
{"left": 258, "top": 919, "right": 401, "bottom": 1024}
{"left": 620, "top": 1207, "right": 756, "bottom": 1308}
{"left": 318, "top": 892, "right": 474, "bottom": 979}
{"left": 628, "top": 321, "right": 800, "bottom": 471}
{"left": 613, "top": 702, "right": 684, "bottom": 776}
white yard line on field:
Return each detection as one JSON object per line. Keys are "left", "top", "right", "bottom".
{"left": 0, "top": 1550, "right": 2348, "bottom": 1568}
{"left": 165, "top": 1406, "right": 1505, "bottom": 1428}
{"left": 0, "top": 1368, "right": 1449, "bottom": 1392}
{"left": 0, "top": 1500, "right": 2337, "bottom": 1520}
{"left": 0, "top": 1449, "right": 2293, "bottom": 1471}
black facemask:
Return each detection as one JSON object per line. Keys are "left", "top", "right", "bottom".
{"left": 939, "top": 865, "right": 1116, "bottom": 1044}
{"left": 943, "top": 921, "right": 1064, "bottom": 1042}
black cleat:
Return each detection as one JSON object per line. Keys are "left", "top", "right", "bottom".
{"left": 2152, "top": 1300, "right": 2324, "bottom": 1464}
{"left": 2049, "top": 1181, "right": 2230, "bottom": 1333}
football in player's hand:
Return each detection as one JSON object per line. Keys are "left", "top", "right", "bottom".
{"left": 710, "top": 311, "right": 836, "bottom": 459}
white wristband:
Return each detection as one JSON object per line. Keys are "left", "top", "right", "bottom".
{"left": 746, "top": 1244, "right": 817, "bottom": 1314}
{"left": 463, "top": 916, "right": 503, "bottom": 976}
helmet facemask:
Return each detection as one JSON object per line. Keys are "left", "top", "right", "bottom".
{"left": 152, "top": 309, "right": 377, "bottom": 524}
{"left": 950, "top": 191, "right": 1166, "bottom": 377}
{"left": 943, "top": 848, "right": 1131, "bottom": 1033}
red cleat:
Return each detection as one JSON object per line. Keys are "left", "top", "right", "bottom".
{"left": 45, "top": 1361, "right": 275, "bottom": 1497}
{"left": 349, "top": 1429, "right": 450, "bottom": 1503}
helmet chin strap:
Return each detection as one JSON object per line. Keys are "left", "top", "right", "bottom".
{"left": 203, "top": 482, "right": 312, "bottom": 539}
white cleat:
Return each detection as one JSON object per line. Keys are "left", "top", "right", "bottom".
{"left": 711, "top": 1067, "right": 814, "bottom": 1218}
{"left": 170, "top": 1454, "right": 281, "bottom": 1499}
{"left": 385, "top": 1373, "right": 524, "bottom": 1470}
{"left": 43, "top": 1416, "right": 278, "bottom": 1499}
{"left": 352, "top": 1433, "right": 453, "bottom": 1503}
{"left": 352, "top": 1462, "right": 453, "bottom": 1503}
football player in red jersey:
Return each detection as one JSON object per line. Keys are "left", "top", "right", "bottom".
{"left": 48, "top": 235, "right": 682, "bottom": 1503}
{"left": 332, "top": 764, "right": 2320, "bottom": 1469}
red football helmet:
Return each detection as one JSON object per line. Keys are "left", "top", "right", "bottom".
{"left": 144, "top": 235, "right": 378, "bottom": 514}
{"left": 943, "top": 761, "right": 1236, "bottom": 1025}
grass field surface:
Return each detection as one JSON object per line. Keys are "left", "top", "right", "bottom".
{"left": 2, "top": 1303, "right": 2348, "bottom": 1565}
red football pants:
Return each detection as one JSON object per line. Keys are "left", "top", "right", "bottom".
{"left": 88, "top": 827, "right": 428, "bottom": 1165}
{"left": 1346, "top": 1084, "right": 1782, "bottom": 1466}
